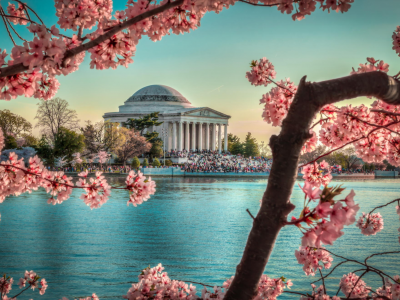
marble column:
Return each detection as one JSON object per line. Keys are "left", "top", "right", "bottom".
{"left": 172, "top": 122, "right": 177, "bottom": 151}
{"left": 224, "top": 124, "right": 228, "bottom": 152}
{"left": 198, "top": 122, "right": 203, "bottom": 151}
{"left": 205, "top": 123, "right": 210, "bottom": 150}
{"left": 178, "top": 121, "right": 183, "bottom": 151}
{"left": 191, "top": 122, "right": 196, "bottom": 151}
{"left": 185, "top": 122, "right": 190, "bottom": 151}
{"left": 218, "top": 124, "right": 222, "bottom": 153}
{"left": 211, "top": 123, "right": 216, "bottom": 151}
{"left": 167, "top": 122, "right": 171, "bottom": 151}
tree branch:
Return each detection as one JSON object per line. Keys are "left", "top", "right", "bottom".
{"left": 223, "top": 71, "right": 400, "bottom": 300}
{"left": 0, "top": 0, "right": 184, "bottom": 77}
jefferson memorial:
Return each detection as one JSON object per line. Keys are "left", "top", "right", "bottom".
{"left": 103, "top": 85, "right": 231, "bottom": 152}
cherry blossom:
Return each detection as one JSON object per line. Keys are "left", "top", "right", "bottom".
{"left": 374, "top": 276, "right": 400, "bottom": 300}
{"left": 291, "top": 185, "right": 359, "bottom": 247}
{"left": 0, "top": 128, "right": 155, "bottom": 209}
{"left": 301, "top": 161, "right": 332, "bottom": 188}
{"left": 356, "top": 212, "right": 384, "bottom": 236}
{"left": 295, "top": 246, "right": 333, "bottom": 276}
{"left": 0, "top": 270, "right": 47, "bottom": 300}
{"left": 340, "top": 272, "right": 370, "bottom": 299}
{"left": 246, "top": 58, "right": 276, "bottom": 87}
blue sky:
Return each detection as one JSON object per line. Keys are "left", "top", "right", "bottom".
{"left": 1, "top": 0, "right": 400, "bottom": 142}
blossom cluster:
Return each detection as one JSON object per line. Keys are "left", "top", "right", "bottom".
{"left": 375, "top": 276, "right": 400, "bottom": 300}
{"left": 246, "top": 58, "right": 276, "bottom": 87}
{"left": 292, "top": 183, "right": 359, "bottom": 248}
{"left": 294, "top": 247, "right": 333, "bottom": 276}
{"left": 260, "top": 78, "right": 298, "bottom": 127}
{"left": 356, "top": 212, "right": 384, "bottom": 236}
{"left": 393, "top": 26, "right": 400, "bottom": 57}
{"left": 125, "top": 170, "right": 156, "bottom": 206}
{"left": 301, "top": 161, "right": 332, "bottom": 188}
{"left": 76, "top": 171, "right": 111, "bottom": 209}
{"left": 340, "top": 272, "right": 370, "bottom": 299}
{"left": 124, "top": 264, "right": 292, "bottom": 300}
{"left": 0, "top": 270, "right": 47, "bottom": 300}
{"left": 0, "top": 128, "right": 155, "bottom": 209}
{"left": 0, "top": 0, "right": 357, "bottom": 101}
{"left": 6, "top": 2, "right": 28, "bottom": 25}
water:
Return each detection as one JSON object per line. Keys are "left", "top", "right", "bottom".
{"left": 0, "top": 178, "right": 399, "bottom": 300}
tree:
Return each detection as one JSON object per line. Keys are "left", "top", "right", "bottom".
{"left": 143, "top": 158, "right": 149, "bottom": 167}
{"left": 165, "top": 159, "right": 173, "bottom": 166}
{"left": 35, "top": 98, "right": 80, "bottom": 141}
{"left": 149, "top": 138, "right": 164, "bottom": 160}
{"left": 243, "top": 132, "right": 259, "bottom": 158}
{"left": 124, "top": 112, "right": 163, "bottom": 135}
{"left": 53, "top": 127, "right": 85, "bottom": 163}
{"left": 0, "top": 109, "right": 32, "bottom": 137}
{"left": 34, "top": 135, "right": 54, "bottom": 166}
{"left": 152, "top": 158, "right": 161, "bottom": 167}
{"left": 131, "top": 156, "right": 140, "bottom": 170}
{"left": 115, "top": 128, "right": 151, "bottom": 165}
{"left": 258, "top": 141, "right": 271, "bottom": 158}
{"left": 4, "top": 135, "right": 17, "bottom": 150}
{"left": 81, "top": 120, "right": 125, "bottom": 155}
{"left": 224, "top": 133, "right": 244, "bottom": 155}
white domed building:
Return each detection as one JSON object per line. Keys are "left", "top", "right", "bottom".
{"left": 103, "top": 85, "right": 231, "bottom": 152}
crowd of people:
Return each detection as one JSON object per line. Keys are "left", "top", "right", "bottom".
{"left": 182, "top": 152, "right": 272, "bottom": 173}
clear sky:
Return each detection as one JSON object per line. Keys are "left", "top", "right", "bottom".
{"left": 1, "top": 0, "right": 400, "bottom": 143}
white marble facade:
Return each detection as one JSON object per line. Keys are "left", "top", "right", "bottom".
{"left": 103, "top": 85, "right": 230, "bottom": 152}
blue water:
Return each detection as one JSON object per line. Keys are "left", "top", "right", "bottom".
{"left": 0, "top": 178, "right": 399, "bottom": 300}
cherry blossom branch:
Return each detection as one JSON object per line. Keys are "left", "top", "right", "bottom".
{"left": 370, "top": 109, "right": 400, "bottom": 117}
{"left": 0, "top": 13, "right": 73, "bottom": 39}
{"left": 10, "top": 282, "right": 34, "bottom": 299}
{"left": 1, "top": 163, "right": 128, "bottom": 191}
{"left": 368, "top": 198, "right": 400, "bottom": 215}
{"left": 0, "top": 8, "right": 16, "bottom": 46}
{"left": 225, "top": 72, "right": 400, "bottom": 300}
{"left": 0, "top": 0, "right": 184, "bottom": 77}
{"left": 238, "top": 0, "right": 285, "bottom": 7}
{"left": 3, "top": 11, "right": 28, "bottom": 42}
{"left": 11, "top": 0, "right": 45, "bottom": 25}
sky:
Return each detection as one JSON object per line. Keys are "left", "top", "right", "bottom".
{"left": 1, "top": 0, "right": 400, "bottom": 143}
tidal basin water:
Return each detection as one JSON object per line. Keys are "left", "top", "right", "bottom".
{"left": 0, "top": 178, "right": 399, "bottom": 300}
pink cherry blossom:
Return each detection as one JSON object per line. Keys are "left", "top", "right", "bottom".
{"left": 340, "top": 272, "right": 370, "bottom": 299}
{"left": 295, "top": 246, "right": 333, "bottom": 276}
{"left": 356, "top": 212, "right": 384, "bottom": 236}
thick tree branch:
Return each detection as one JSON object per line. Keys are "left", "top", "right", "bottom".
{"left": 0, "top": 0, "right": 184, "bottom": 77}
{"left": 223, "top": 71, "right": 400, "bottom": 300}
{"left": 312, "top": 72, "right": 400, "bottom": 106}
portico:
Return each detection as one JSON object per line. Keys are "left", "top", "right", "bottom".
{"left": 103, "top": 85, "right": 231, "bottom": 152}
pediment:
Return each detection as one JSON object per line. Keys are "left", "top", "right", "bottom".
{"left": 183, "top": 107, "right": 230, "bottom": 119}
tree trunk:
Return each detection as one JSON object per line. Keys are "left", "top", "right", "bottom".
{"left": 223, "top": 72, "right": 400, "bottom": 300}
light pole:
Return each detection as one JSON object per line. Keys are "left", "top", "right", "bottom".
{"left": 161, "top": 127, "right": 167, "bottom": 166}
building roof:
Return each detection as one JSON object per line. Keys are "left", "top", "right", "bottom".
{"left": 125, "top": 85, "right": 191, "bottom": 104}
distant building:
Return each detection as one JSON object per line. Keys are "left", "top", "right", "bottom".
{"left": 103, "top": 85, "right": 230, "bottom": 152}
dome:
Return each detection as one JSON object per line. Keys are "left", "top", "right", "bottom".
{"left": 125, "top": 85, "right": 191, "bottom": 104}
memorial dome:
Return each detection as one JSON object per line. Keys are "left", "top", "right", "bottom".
{"left": 125, "top": 85, "right": 191, "bottom": 104}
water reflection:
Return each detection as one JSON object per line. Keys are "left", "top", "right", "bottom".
{"left": 0, "top": 178, "right": 399, "bottom": 300}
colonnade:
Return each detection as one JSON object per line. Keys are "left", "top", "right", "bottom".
{"left": 163, "top": 121, "right": 228, "bottom": 152}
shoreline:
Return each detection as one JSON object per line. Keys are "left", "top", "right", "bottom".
{"left": 64, "top": 171, "right": 379, "bottom": 180}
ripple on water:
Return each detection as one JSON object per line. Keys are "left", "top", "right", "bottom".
{"left": 0, "top": 178, "right": 399, "bottom": 300}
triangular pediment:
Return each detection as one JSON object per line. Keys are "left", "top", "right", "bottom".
{"left": 183, "top": 107, "right": 231, "bottom": 118}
